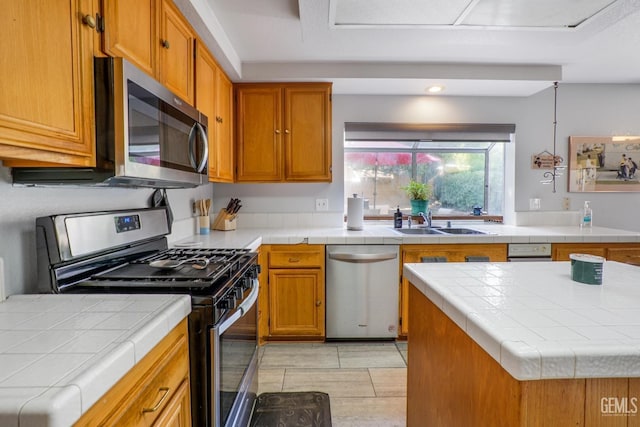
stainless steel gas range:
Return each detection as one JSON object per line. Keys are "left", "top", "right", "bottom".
{"left": 35, "top": 207, "right": 259, "bottom": 427}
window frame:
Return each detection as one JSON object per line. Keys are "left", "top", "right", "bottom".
{"left": 343, "top": 122, "right": 513, "bottom": 221}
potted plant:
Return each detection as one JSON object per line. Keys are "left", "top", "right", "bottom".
{"left": 403, "top": 180, "right": 433, "bottom": 215}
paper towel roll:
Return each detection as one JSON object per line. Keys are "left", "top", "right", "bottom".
{"left": 347, "top": 195, "right": 364, "bottom": 230}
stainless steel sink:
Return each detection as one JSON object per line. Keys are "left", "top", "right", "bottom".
{"left": 392, "top": 227, "right": 444, "bottom": 235}
{"left": 438, "top": 227, "right": 487, "bottom": 235}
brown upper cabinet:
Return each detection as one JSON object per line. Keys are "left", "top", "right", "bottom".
{"left": 0, "top": 0, "right": 97, "bottom": 166}
{"left": 158, "top": 0, "right": 195, "bottom": 105}
{"left": 100, "top": 0, "right": 157, "bottom": 76}
{"left": 195, "top": 42, "right": 234, "bottom": 183}
{"left": 0, "top": 0, "right": 227, "bottom": 168}
{"left": 235, "top": 83, "right": 332, "bottom": 183}
{"left": 100, "top": 0, "right": 195, "bottom": 104}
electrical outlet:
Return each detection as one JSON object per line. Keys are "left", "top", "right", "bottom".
{"left": 315, "top": 198, "right": 329, "bottom": 211}
{"left": 563, "top": 197, "right": 570, "bottom": 211}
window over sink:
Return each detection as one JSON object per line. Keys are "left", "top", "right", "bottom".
{"left": 343, "top": 123, "right": 513, "bottom": 218}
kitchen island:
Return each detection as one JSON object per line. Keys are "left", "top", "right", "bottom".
{"left": 403, "top": 261, "right": 640, "bottom": 426}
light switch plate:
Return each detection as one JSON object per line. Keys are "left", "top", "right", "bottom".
{"left": 0, "top": 258, "right": 5, "bottom": 302}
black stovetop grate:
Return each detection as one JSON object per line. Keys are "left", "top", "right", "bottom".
{"left": 90, "top": 248, "right": 252, "bottom": 284}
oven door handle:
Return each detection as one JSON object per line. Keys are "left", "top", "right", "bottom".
{"left": 217, "top": 280, "right": 259, "bottom": 334}
{"left": 218, "top": 309, "right": 242, "bottom": 334}
{"left": 238, "top": 279, "right": 259, "bottom": 315}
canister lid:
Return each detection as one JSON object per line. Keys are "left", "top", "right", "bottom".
{"left": 569, "top": 253, "right": 605, "bottom": 263}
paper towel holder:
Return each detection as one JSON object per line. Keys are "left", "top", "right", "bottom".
{"left": 347, "top": 193, "right": 364, "bottom": 230}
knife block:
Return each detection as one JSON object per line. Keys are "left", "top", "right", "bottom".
{"left": 212, "top": 208, "right": 237, "bottom": 231}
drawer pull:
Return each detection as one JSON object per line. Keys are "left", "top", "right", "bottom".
{"left": 288, "top": 257, "right": 300, "bottom": 263}
{"left": 142, "top": 387, "right": 170, "bottom": 413}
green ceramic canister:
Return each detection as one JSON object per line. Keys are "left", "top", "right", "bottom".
{"left": 570, "top": 253, "right": 604, "bottom": 285}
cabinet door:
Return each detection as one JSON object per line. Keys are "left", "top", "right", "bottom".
{"left": 215, "top": 69, "right": 234, "bottom": 182}
{"left": 101, "top": 0, "right": 157, "bottom": 76}
{"left": 269, "top": 269, "right": 324, "bottom": 337}
{"left": 0, "top": 0, "right": 96, "bottom": 165}
{"left": 159, "top": 0, "right": 194, "bottom": 105}
{"left": 235, "top": 86, "right": 283, "bottom": 182}
{"left": 283, "top": 84, "right": 332, "bottom": 182}
{"left": 152, "top": 380, "right": 191, "bottom": 427}
{"left": 195, "top": 42, "right": 218, "bottom": 179}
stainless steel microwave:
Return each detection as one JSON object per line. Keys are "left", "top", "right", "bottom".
{"left": 13, "top": 57, "right": 208, "bottom": 188}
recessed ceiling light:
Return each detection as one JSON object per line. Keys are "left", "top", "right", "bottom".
{"left": 426, "top": 85, "right": 444, "bottom": 93}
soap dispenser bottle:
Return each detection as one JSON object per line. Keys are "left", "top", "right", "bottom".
{"left": 394, "top": 206, "right": 403, "bottom": 228}
{"left": 581, "top": 201, "right": 593, "bottom": 228}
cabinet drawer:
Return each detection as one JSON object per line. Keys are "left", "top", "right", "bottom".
{"left": 76, "top": 320, "right": 190, "bottom": 427}
{"left": 606, "top": 248, "right": 640, "bottom": 266}
{"left": 269, "top": 246, "right": 324, "bottom": 268}
{"left": 114, "top": 333, "right": 189, "bottom": 426}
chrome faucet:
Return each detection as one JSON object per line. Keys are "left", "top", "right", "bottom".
{"left": 419, "top": 211, "right": 432, "bottom": 228}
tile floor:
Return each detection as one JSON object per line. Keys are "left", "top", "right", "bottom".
{"left": 258, "top": 341, "right": 408, "bottom": 427}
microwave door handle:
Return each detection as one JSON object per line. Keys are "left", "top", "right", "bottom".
{"left": 187, "top": 122, "right": 209, "bottom": 173}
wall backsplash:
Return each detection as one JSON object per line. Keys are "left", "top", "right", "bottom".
{"left": 0, "top": 163, "right": 213, "bottom": 296}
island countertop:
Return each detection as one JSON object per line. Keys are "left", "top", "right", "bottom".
{"left": 403, "top": 260, "right": 640, "bottom": 380}
{"left": 0, "top": 293, "right": 191, "bottom": 427}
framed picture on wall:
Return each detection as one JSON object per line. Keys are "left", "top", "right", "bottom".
{"left": 569, "top": 136, "right": 640, "bottom": 192}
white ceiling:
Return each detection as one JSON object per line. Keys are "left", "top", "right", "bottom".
{"left": 186, "top": 0, "right": 640, "bottom": 96}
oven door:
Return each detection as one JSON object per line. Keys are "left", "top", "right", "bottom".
{"left": 211, "top": 279, "right": 259, "bottom": 427}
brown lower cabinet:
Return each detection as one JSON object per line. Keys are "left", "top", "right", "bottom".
{"left": 75, "top": 319, "right": 190, "bottom": 426}
{"left": 400, "top": 244, "right": 507, "bottom": 336}
{"left": 259, "top": 244, "right": 325, "bottom": 341}
{"left": 553, "top": 242, "right": 640, "bottom": 265}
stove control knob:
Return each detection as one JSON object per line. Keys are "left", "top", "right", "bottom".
{"left": 226, "top": 295, "right": 237, "bottom": 310}
{"left": 234, "top": 286, "right": 244, "bottom": 300}
{"left": 217, "top": 294, "right": 236, "bottom": 310}
{"left": 249, "top": 265, "right": 260, "bottom": 279}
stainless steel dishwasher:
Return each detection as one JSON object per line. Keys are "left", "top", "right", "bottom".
{"left": 326, "top": 245, "right": 400, "bottom": 339}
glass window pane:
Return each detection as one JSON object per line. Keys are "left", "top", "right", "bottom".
{"left": 344, "top": 138, "right": 505, "bottom": 217}
{"left": 431, "top": 152, "right": 485, "bottom": 215}
{"left": 344, "top": 152, "right": 412, "bottom": 216}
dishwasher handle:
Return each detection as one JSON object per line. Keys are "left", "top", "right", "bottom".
{"left": 328, "top": 252, "right": 397, "bottom": 263}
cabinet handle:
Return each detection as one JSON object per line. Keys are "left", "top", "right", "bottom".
{"left": 316, "top": 300, "right": 322, "bottom": 307}
{"left": 216, "top": 116, "right": 223, "bottom": 123}
{"left": 288, "top": 257, "right": 300, "bottom": 263}
{"left": 275, "top": 129, "right": 281, "bottom": 134}
{"left": 82, "top": 14, "right": 96, "bottom": 29}
{"left": 284, "top": 129, "right": 290, "bottom": 134}
{"left": 161, "top": 39, "right": 170, "bottom": 49}
{"left": 142, "top": 387, "right": 170, "bottom": 413}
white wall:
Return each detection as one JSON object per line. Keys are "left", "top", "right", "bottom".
{"left": 0, "top": 164, "right": 213, "bottom": 296}
{"left": 3, "top": 83, "right": 640, "bottom": 294}
{"left": 214, "top": 83, "right": 640, "bottom": 230}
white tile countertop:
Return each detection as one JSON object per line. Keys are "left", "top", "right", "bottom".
{"left": 0, "top": 293, "right": 191, "bottom": 427}
{"left": 173, "top": 223, "right": 640, "bottom": 249}
{"left": 403, "top": 260, "right": 640, "bottom": 381}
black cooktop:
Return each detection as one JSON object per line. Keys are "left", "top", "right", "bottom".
{"left": 75, "top": 248, "right": 257, "bottom": 294}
